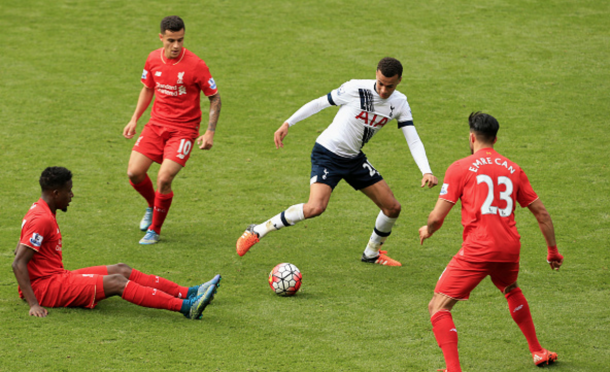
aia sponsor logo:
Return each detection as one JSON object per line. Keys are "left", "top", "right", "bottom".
{"left": 355, "top": 111, "right": 388, "bottom": 128}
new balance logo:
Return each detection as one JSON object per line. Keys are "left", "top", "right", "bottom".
{"left": 513, "top": 305, "right": 524, "bottom": 313}
{"left": 450, "top": 328, "right": 458, "bottom": 333}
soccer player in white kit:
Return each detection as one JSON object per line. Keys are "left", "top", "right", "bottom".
{"left": 236, "top": 58, "right": 438, "bottom": 266}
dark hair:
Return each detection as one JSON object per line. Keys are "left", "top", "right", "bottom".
{"left": 469, "top": 112, "right": 499, "bottom": 143}
{"left": 377, "top": 57, "right": 403, "bottom": 78}
{"left": 160, "top": 16, "right": 185, "bottom": 34}
{"left": 39, "top": 167, "right": 72, "bottom": 191}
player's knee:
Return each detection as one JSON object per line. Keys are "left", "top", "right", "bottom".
{"left": 383, "top": 201, "right": 401, "bottom": 218}
{"left": 156, "top": 174, "right": 174, "bottom": 192}
{"left": 104, "top": 274, "right": 129, "bottom": 297}
{"left": 304, "top": 204, "right": 326, "bottom": 218}
{"left": 115, "top": 263, "right": 133, "bottom": 278}
{"left": 503, "top": 282, "right": 519, "bottom": 294}
{"left": 127, "top": 169, "right": 145, "bottom": 183}
{"left": 428, "top": 298, "right": 437, "bottom": 316}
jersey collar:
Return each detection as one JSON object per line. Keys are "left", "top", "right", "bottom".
{"left": 160, "top": 48, "right": 186, "bottom": 66}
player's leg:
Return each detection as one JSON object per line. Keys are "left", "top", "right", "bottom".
{"left": 359, "top": 180, "right": 402, "bottom": 266}
{"left": 105, "top": 263, "right": 221, "bottom": 300}
{"left": 492, "top": 266, "right": 558, "bottom": 366}
{"left": 128, "top": 125, "right": 165, "bottom": 232}
{"left": 140, "top": 158, "right": 183, "bottom": 244}
{"left": 236, "top": 183, "right": 333, "bottom": 256}
{"left": 429, "top": 258, "right": 488, "bottom": 372}
{"left": 128, "top": 151, "right": 156, "bottom": 231}
{"left": 103, "top": 274, "right": 218, "bottom": 319}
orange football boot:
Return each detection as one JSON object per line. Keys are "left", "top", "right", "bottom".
{"left": 236, "top": 224, "right": 260, "bottom": 256}
{"left": 532, "top": 349, "right": 558, "bottom": 366}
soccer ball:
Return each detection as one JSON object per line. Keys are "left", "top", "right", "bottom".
{"left": 268, "top": 263, "right": 302, "bottom": 296}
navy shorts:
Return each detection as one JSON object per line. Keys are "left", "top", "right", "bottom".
{"left": 310, "top": 143, "right": 383, "bottom": 190}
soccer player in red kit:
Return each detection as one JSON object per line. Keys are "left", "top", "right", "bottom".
{"left": 12, "top": 167, "right": 221, "bottom": 319}
{"left": 418, "top": 112, "right": 564, "bottom": 371}
{"left": 123, "top": 15, "right": 221, "bottom": 244}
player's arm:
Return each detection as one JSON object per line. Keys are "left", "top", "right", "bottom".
{"left": 123, "top": 85, "right": 155, "bottom": 139}
{"left": 527, "top": 199, "right": 563, "bottom": 271}
{"left": 197, "top": 92, "right": 222, "bottom": 150}
{"left": 399, "top": 124, "right": 438, "bottom": 188}
{"left": 275, "top": 96, "right": 333, "bottom": 149}
{"left": 419, "top": 199, "right": 454, "bottom": 245}
{"left": 12, "top": 244, "right": 48, "bottom": 317}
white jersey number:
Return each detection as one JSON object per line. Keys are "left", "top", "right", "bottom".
{"left": 176, "top": 139, "right": 192, "bottom": 160}
{"left": 476, "top": 175, "right": 513, "bottom": 217}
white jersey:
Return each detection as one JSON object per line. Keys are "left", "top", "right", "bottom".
{"left": 286, "top": 79, "right": 432, "bottom": 175}
{"left": 316, "top": 79, "right": 413, "bottom": 157}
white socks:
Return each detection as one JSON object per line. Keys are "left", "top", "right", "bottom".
{"left": 363, "top": 211, "right": 397, "bottom": 258}
{"left": 253, "top": 203, "right": 305, "bottom": 238}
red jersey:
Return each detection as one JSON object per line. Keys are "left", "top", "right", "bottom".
{"left": 19, "top": 199, "right": 68, "bottom": 284}
{"left": 439, "top": 148, "right": 539, "bottom": 262}
{"left": 141, "top": 47, "right": 218, "bottom": 133}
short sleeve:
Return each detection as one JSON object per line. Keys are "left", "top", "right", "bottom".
{"left": 328, "top": 81, "right": 353, "bottom": 106}
{"left": 19, "top": 216, "right": 54, "bottom": 252}
{"left": 439, "top": 162, "right": 462, "bottom": 204}
{"left": 516, "top": 169, "right": 539, "bottom": 207}
{"left": 395, "top": 101, "right": 414, "bottom": 128}
{"left": 141, "top": 58, "right": 155, "bottom": 89}
{"left": 196, "top": 61, "right": 218, "bottom": 97}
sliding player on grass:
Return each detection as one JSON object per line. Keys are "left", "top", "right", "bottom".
{"left": 419, "top": 112, "right": 564, "bottom": 371}
{"left": 237, "top": 57, "right": 437, "bottom": 266}
{"left": 12, "top": 167, "right": 221, "bottom": 319}
{"left": 123, "top": 15, "right": 221, "bottom": 245}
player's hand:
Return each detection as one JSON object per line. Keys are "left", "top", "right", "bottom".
{"left": 197, "top": 130, "right": 214, "bottom": 150}
{"left": 123, "top": 121, "right": 137, "bottom": 139}
{"left": 419, "top": 225, "right": 432, "bottom": 245}
{"left": 547, "top": 252, "right": 564, "bottom": 271}
{"left": 274, "top": 122, "right": 290, "bottom": 149}
{"left": 29, "top": 304, "right": 48, "bottom": 317}
{"left": 421, "top": 173, "right": 438, "bottom": 189}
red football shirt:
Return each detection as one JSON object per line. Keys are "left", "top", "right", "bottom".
{"left": 19, "top": 199, "right": 67, "bottom": 284}
{"left": 439, "top": 148, "right": 539, "bottom": 262}
{"left": 141, "top": 47, "right": 218, "bottom": 133}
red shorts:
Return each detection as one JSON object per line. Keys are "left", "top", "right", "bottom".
{"left": 28, "top": 266, "right": 108, "bottom": 309}
{"left": 434, "top": 256, "right": 519, "bottom": 300}
{"left": 133, "top": 124, "right": 197, "bottom": 167}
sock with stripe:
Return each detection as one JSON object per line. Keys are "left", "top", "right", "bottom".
{"left": 254, "top": 203, "right": 305, "bottom": 238}
{"left": 364, "top": 211, "right": 397, "bottom": 258}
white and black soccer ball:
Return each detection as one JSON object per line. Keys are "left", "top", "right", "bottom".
{"left": 268, "top": 263, "right": 302, "bottom": 296}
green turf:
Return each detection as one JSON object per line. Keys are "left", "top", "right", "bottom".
{"left": 1, "top": 0, "right": 609, "bottom": 371}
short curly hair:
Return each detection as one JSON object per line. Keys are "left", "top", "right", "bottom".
{"left": 160, "top": 16, "right": 185, "bottom": 34}
{"left": 39, "top": 167, "right": 72, "bottom": 191}
{"left": 377, "top": 57, "right": 403, "bottom": 78}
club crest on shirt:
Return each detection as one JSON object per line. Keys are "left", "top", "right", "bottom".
{"left": 440, "top": 183, "right": 449, "bottom": 195}
{"left": 141, "top": 69, "right": 148, "bottom": 80}
{"left": 389, "top": 105, "right": 395, "bottom": 118}
{"left": 177, "top": 72, "right": 185, "bottom": 84}
{"left": 208, "top": 78, "right": 216, "bottom": 90}
{"left": 30, "top": 233, "right": 43, "bottom": 247}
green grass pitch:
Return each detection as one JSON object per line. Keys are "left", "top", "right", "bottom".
{"left": 1, "top": 0, "right": 609, "bottom": 371}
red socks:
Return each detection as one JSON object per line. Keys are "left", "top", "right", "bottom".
{"left": 150, "top": 191, "right": 173, "bottom": 234}
{"left": 121, "top": 281, "right": 183, "bottom": 312}
{"left": 128, "top": 269, "right": 189, "bottom": 299}
{"left": 505, "top": 288, "right": 542, "bottom": 352}
{"left": 431, "top": 310, "right": 462, "bottom": 372}
{"left": 130, "top": 175, "right": 155, "bottom": 208}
